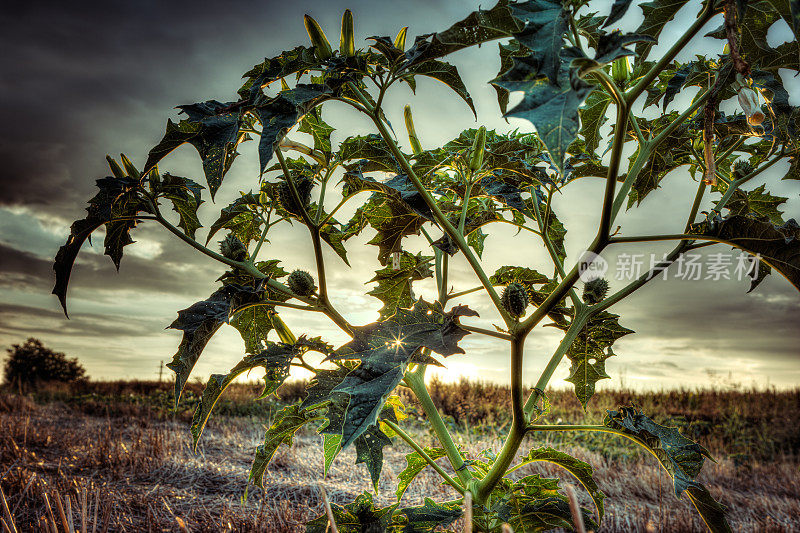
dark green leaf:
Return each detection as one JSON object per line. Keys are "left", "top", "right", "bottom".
{"left": 206, "top": 193, "right": 262, "bottom": 245}
{"left": 734, "top": 0, "right": 800, "bottom": 71}
{"left": 396, "top": 446, "right": 447, "bottom": 501}
{"left": 250, "top": 404, "right": 314, "bottom": 488}
{"left": 327, "top": 300, "right": 478, "bottom": 448}
{"left": 493, "top": 54, "right": 593, "bottom": 174}
{"left": 690, "top": 215, "right": 800, "bottom": 291}
{"left": 604, "top": 406, "right": 732, "bottom": 532}
{"left": 633, "top": 0, "right": 692, "bottom": 62}
{"left": 354, "top": 426, "right": 393, "bottom": 491}
{"left": 396, "top": 498, "right": 461, "bottom": 532}
{"left": 723, "top": 184, "right": 787, "bottom": 225}
{"left": 509, "top": 0, "right": 570, "bottom": 83}
{"left": 153, "top": 173, "right": 204, "bottom": 239}
{"left": 337, "top": 134, "right": 402, "bottom": 173}
{"left": 408, "top": 60, "right": 476, "bottom": 117}
{"left": 491, "top": 265, "right": 551, "bottom": 286}
{"left": 493, "top": 474, "right": 596, "bottom": 532}
{"left": 571, "top": 32, "right": 656, "bottom": 75}
{"left": 239, "top": 46, "right": 320, "bottom": 100}
{"left": 564, "top": 311, "right": 633, "bottom": 408}
{"left": 144, "top": 101, "right": 245, "bottom": 198}
{"left": 604, "top": 0, "right": 637, "bottom": 27}
{"left": 663, "top": 62, "right": 697, "bottom": 109}
{"left": 52, "top": 176, "right": 146, "bottom": 316}
{"left": 515, "top": 447, "right": 605, "bottom": 521}
{"left": 166, "top": 283, "right": 264, "bottom": 405}
{"left": 626, "top": 121, "right": 693, "bottom": 206}
{"left": 256, "top": 84, "right": 332, "bottom": 174}
{"left": 298, "top": 106, "right": 335, "bottom": 156}
{"left": 494, "top": 40, "right": 531, "bottom": 115}
{"left": 305, "top": 492, "right": 397, "bottom": 533}
{"left": 403, "top": 0, "right": 520, "bottom": 67}
{"left": 368, "top": 251, "right": 434, "bottom": 319}
{"left": 191, "top": 341, "right": 299, "bottom": 449}
{"left": 579, "top": 89, "right": 612, "bottom": 154}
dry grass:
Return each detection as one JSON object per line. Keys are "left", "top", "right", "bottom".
{"left": 1, "top": 383, "right": 799, "bottom": 532}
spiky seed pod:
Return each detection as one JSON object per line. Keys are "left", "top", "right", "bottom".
{"left": 287, "top": 270, "right": 316, "bottom": 296}
{"left": 220, "top": 234, "right": 248, "bottom": 262}
{"left": 278, "top": 177, "right": 313, "bottom": 215}
{"left": 501, "top": 282, "right": 529, "bottom": 318}
{"left": 469, "top": 126, "right": 487, "bottom": 171}
{"left": 340, "top": 10, "right": 355, "bottom": 57}
{"left": 582, "top": 277, "right": 610, "bottom": 304}
{"left": 733, "top": 160, "right": 754, "bottom": 179}
{"left": 304, "top": 14, "right": 333, "bottom": 60}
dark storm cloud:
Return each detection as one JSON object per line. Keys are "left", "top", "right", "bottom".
{"left": 0, "top": 303, "right": 165, "bottom": 339}
{"left": 0, "top": 234, "right": 218, "bottom": 300}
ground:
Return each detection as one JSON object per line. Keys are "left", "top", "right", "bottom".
{"left": 0, "top": 381, "right": 798, "bottom": 532}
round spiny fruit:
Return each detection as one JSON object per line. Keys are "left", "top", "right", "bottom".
{"left": 501, "top": 282, "right": 529, "bottom": 318}
{"left": 219, "top": 234, "right": 248, "bottom": 262}
{"left": 287, "top": 269, "right": 316, "bottom": 296}
{"left": 733, "top": 160, "right": 754, "bottom": 179}
{"left": 278, "top": 177, "right": 313, "bottom": 216}
{"left": 582, "top": 277, "right": 610, "bottom": 304}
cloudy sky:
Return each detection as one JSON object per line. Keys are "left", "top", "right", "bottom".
{"left": 1, "top": 0, "right": 798, "bottom": 392}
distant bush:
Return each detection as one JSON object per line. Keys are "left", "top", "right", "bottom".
{"left": 3, "top": 338, "right": 86, "bottom": 391}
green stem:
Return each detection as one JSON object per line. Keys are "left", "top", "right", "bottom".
{"left": 251, "top": 215, "right": 271, "bottom": 260}
{"left": 684, "top": 180, "right": 707, "bottom": 233}
{"left": 532, "top": 190, "right": 583, "bottom": 309}
{"left": 523, "top": 307, "right": 591, "bottom": 416}
{"left": 599, "top": 92, "right": 629, "bottom": 241}
{"left": 461, "top": 325, "right": 512, "bottom": 341}
{"left": 404, "top": 365, "right": 473, "bottom": 485}
{"left": 383, "top": 420, "right": 464, "bottom": 494}
{"left": 448, "top": 286, "right": 487, "bottom": 299}
{"left": 475, "top": 423, "right": 524, "bottom": 504}
{"left": 275, "top": 149, "right": 353, "bottom": 336}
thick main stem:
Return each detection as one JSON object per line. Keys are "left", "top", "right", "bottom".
{"left": 404, "top": 366, "right": 473, "bottom": 485}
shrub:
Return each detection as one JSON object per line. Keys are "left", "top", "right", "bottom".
{"left": 3, "top": 338, "right": 86, "bottom": 391}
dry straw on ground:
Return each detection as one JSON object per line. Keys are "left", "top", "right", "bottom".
{"left": 1, "top": 384, "right": 798, "bottom": 531}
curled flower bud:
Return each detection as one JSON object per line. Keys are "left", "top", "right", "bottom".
{"left": 737, "top": 86, "right": 765, "bottom": 126}
{"left": 340, "top": 10, "right": 355, "bottom": 57}
{"left": 469, "top": 126, "right": 487, "bottom": 172}
{"left": 304, "top": 14, "right": 333, "bottom": 60}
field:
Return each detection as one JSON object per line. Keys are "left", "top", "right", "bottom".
{"left": 1, "top": 380, "right": 799, "bottom": 532}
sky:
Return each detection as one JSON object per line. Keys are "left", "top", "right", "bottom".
{"left": 0, "top": 0, "right": 798, "bottom": 392}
